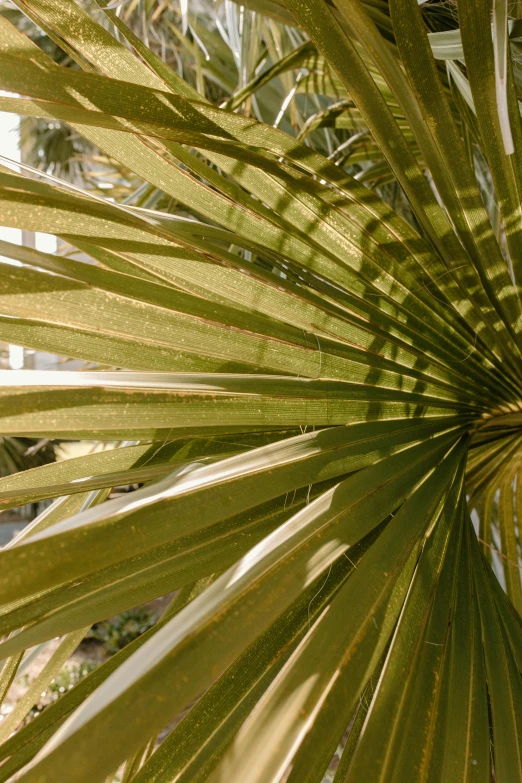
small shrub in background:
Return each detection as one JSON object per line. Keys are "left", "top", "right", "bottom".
{"left": 86, "top": 608, "right": 157, "bottom": 656}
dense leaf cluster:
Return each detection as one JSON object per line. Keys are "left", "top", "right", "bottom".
{"left": 0, "top": 1, "right": 520, "bottom": 781}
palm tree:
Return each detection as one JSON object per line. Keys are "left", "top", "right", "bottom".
{"left": 0, "top": 1, "right": 520, "bottom": 781}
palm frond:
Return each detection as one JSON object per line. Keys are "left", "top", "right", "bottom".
{"left": 0, "top": 1, "right": 520, "bottom": 781}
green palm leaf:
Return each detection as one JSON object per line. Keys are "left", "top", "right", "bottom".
{"left": 0, "top": 1, "right": 521, "bottom": 781}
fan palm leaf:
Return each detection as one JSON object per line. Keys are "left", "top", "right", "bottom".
{"left": 0, "top": 1, "right": 520, "bottom": 781}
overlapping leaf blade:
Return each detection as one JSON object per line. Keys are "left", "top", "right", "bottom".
{"left": 0, "top": 0, "right": 520, "bottom": 781}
